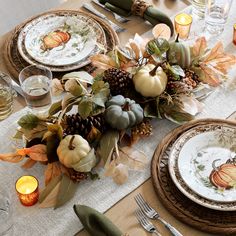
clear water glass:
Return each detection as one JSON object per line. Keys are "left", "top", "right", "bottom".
{"left": 0, "top": 72, "right": 16, "bottom": 121}
{"left": 0, "top": 188, "right": 13, "bottom": 235}
{"left": 191, "top": 0, "right": 207, "bottom": 18}
{"left": 19, "top": 65, "right": 52, "bottom": 115}
{"left": 205, "top": 0, "right": 232, "bottom": 35}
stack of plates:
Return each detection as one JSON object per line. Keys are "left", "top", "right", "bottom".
{"left": 16, "top": 11, "right": 107, "bottom": 72}
{"left": 168, "top": 122, "right": 236, "bottom": 211}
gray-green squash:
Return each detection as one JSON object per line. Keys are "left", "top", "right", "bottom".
{"left": 105, "top": 95, "right": 144, "bottom": 130}
{"left": 167, "top": 34, "right": 191, "bottom": 68}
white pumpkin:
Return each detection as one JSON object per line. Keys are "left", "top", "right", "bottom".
{"left": 133, "top": 64, "right": 168, "bottom": 97}
{"left": 57, "top": 135, "right": 96, "bottom": 172}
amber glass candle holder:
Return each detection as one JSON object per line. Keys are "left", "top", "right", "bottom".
{"left": 174, "top": 13, "right": 192, "bottom": 40}
{"left": 233, "top": 24, "right": 236, "bottom": 45}
{"left": 15, "top": 176, "right": 39, "bottom": 206}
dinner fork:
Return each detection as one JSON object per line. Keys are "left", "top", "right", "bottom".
{"left": 135, "top": 209, "right": 162, "bottom": 236}
{"left": 92, "top": 0, "right": 130, "bottom": 23}
{"left": 83, "top": 4, "right": 126, "bottom": 33}
{"left": 135, "top": 194, "right": 183, "bottom": 236}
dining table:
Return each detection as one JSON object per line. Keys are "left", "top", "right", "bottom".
{"left": 0, "top": 0, "right": 236, "bottom": 235}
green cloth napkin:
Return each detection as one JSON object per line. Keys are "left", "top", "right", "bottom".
{"left": 99, "top": 0, "right": 174, "bottom": 35}
{"left": 73, "top": 205, "right": 123, "bottom": 236}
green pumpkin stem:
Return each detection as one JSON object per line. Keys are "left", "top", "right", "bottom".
{"left": 175, "top": 33, "right": 180, "bottom": 43}
{"left": 68, "top": 135, "right": 75, "bottom": 150}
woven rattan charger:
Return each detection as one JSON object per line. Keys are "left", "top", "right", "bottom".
{"left": 151, "top": 118, "right": 236, "bottom": 235}
{"left": 3, "top": 9, "right": 119, "bottom": 80}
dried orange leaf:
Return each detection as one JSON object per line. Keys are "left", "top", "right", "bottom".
{"left": 192, "top": 37, "right": 207, "bottom": 57}
{"left": 90, "top": 54, "right": 117, "bottom": 70}
{"left": 152, "top": 23, "right": 171, "bottom": 41}
{"left": 204, "top": 42, "right": 223, "bottom": 62}
{"left": 104, "top": 159, "right": 116, "bottom": 177}
{"left": 200, "top": 64, "right": 221, "bottom": 86}
{"left": 51, "top": 78, "right": 64, "bottom": 96}
{"left": 129, "top": 40, "right": 141, "bottom": 60}
{"left": 17, "top": 148, "right": 30, "bottom": 156}
{"left": 0, "top": 153, "right": 24, "bottom": 163}
{"left": 28, "top": 144, "right": 47, "bottom": 162}
{"left": 21, "top": 159, "right": 37, "bottom": 169}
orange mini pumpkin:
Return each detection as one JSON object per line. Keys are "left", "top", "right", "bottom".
{"left": 210, "top": 159, "right": 236, "bottom": 189}
{"left": 41, "top": 30, "right": 70, "bottom": 50}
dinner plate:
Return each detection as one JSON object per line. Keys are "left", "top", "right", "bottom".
{"left": 17, "top": 12, "right": 106, "bottom": 69}
{"left": 168, "top": 123, "right": 236, "bottom": 211}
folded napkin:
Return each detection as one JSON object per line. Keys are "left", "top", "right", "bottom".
{"left": 99, "top": 0, "right": 174, "bottom": 35}
{"left": 73, "top": 204, "right": 123, "bottom": 236}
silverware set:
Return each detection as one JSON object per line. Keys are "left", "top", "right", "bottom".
{"left": 134, "top": 193, "right": 183, "bottom": 236}
{"left": 82, "top": 1, "right": 129, "bottom": 33}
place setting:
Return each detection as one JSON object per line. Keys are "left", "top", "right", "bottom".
{"left": 0, "top": 0, "right": 236, "bottom": 235}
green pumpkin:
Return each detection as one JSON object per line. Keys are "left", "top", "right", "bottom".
{"left": 105, "top": 95, "right": 144, "bottom": 130}
{"left": 167, "top": 34, "right": 191, "bottom": 68}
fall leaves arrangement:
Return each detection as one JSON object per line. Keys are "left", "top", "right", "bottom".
{"left": 0, "top": 33, "right": 235, "bottom": 208}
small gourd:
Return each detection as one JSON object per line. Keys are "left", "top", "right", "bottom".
{"left": 167, "top": 34, "right": 191, "bottom": 68}
{"left": 133, "top": 64, "right": 167, "bottom": 97}
{"left": 105, "top": 95, "right": 144, "bottom": 130}
{"left": 210, "top": 159, "right": 236, "bottom": 189}
{"left": 57, "top": 135, "right": 96, "bottom": 172}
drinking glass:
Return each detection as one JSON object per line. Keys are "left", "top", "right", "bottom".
{"left": 19, "top": 65, "right": 52, "bottom": 114}
{"left": 191, "top": 0, "right": 207, "bottom": 18}
{"left": 0, "top": 186, "right": 13, "bottom": 234}
{"left": 205, "top": 0, "right": 232, "bottom": 35}
{"left": 0, "top": 72, "right": 16, "bottom": 121}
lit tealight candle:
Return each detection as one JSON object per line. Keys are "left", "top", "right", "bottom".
{"left": 174, "top": 13, "right": 192, "bottom": 40}
{"left": 15, "top": 176, "right": 39, "bottom": 206}
{"left": 233, "top": 24, "right": 236, "bottom": 45}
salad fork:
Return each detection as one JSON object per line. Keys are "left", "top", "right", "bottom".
{"left": 135, "top": 209, "right": 162, "bottom": 236}
{"left": 92, "top": 0, "right": 130, "bottom": 23}
{"left": 135, "top": 194, "right": 183, "bottom": 236}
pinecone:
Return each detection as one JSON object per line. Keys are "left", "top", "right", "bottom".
{"left": 131, "top": 120, "right": 152, "bottom": 137}
{"left": 69, "top": 170, "right": 88, "bottom": 182}
{"left": 181, "top": 69, "right": 199, "bottom": 89}
{"left": 64, "top": 113, "right": 106, "bottom": 140}
{"left": 103, "top": 68, "right": 133, "bottom": 96}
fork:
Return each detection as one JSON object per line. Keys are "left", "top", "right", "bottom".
{"left": 83, "top": 3, "right": 126, "bottom": 33}
{"left": 135, "top": 194, "right": 183, "bottom": 236}
{"left": 92, "top": 0, "right": 130, "bottom": 23}
{"left": 135, "top": 209, "right": 162, "bottom": 236}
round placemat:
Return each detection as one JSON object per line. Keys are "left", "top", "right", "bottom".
{"left": 3, "top": 9, "right": 119, "bottom": 79}
{"left": 151, "top": 119, "right": 236, "bottom": 235}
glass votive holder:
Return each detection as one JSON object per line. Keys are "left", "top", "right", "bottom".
{"left": 233, "top": 24, "right": 236, "bottom": 45}
{"left": 15, "top": 175, "right": 39, "bottom": 206}
{"left": 174, "top": 13, "right": 193, "bottom": 40}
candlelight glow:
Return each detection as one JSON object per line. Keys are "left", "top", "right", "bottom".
{"left": 174, "top": 13, "right": 192, "bottom": 40}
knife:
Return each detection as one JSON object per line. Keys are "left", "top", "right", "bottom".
{"left": 82, "top": 3, "right": 126, "bottom": 33}
{"left": 11, "top": 79, "right": 24, "bottom": 97}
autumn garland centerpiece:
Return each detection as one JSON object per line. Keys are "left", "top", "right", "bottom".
{"left": 0, "top": 32, "right": 235, "bottom": 208}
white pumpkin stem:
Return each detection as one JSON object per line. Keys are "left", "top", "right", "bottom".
{"left": 149, "top": 65, "right": 159, "bottom": 77}
{"left": 122, "top": 102, "right": 130, "bottom": 111}
{"left": 68, "top": 135, "right": 75, "bottom": 150}
{"left": 212, "top": 159, "right": 221, "bottom": 170}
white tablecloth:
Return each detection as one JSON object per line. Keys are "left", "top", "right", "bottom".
{"left": 1, "top": 3, "right": 236, "bottom": 236}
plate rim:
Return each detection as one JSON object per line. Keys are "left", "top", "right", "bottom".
{"left": 168, "top": 123, "right": 236, "bottom": 211}
{"left": 17, "top": 11, "right": 107, "bottom": 71}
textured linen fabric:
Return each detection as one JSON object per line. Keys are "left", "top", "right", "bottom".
{"left": 1, "top": 3, "right": 236, "bottom": 236}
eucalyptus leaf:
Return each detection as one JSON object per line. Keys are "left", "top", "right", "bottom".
{"left": 13, "top": 130, "right": 23, "bottom": 139}
{"left": 143, "top": 103, "right": 158, "bottom": 118}
{"left": 64, "top": 79, "right": 83, "bottom": 97}
{"left": 62, "top": 71, "right": 93, "bottom": 85}
{"left": 78, "top": 99, "right": 93, "bottom": 119}
{"left": 92, "top": 81, "right": 109, "bottom": 94}
{"left": 55, "top": 174, "right": 78, "bottom": 209}
{"left": 99, "top": 130, "right": 119, "bottom": 166}
{"left": 39, "top": 175, "right": 62, "bottom": 203}
{"left": 92, "top": 89, "right": 109, "bottom": 108}
{"left": 147, "top": 38, "right": 169, "bottom": 57}
{"left": 171, "top": 65, "right": 185, "bottom": 77}
{"left": 62, "top": 93, "right": 76, "bottom": 110}
{"left": 18, "top": 114, "right": 40, "bottom": 130}
{"left": 49, "top": 100, "right": 62, "bottom": 116}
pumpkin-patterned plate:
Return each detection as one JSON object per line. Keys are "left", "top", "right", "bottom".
{"left": 17, "top": 12, "right": 106, "bottom": 67}
{"left": 168, "top": 123, "right": 236, "bottom": 211}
